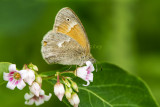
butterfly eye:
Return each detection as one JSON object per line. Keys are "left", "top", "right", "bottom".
{"left": 66, "top": 18, "right": 70, "bottom": 21}
{"left": 43, "top": 41, "right": 47, "bottom": 46}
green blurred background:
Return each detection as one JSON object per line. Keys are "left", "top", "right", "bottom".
{"left": 0, "top": 0, "right": 160, "bottom": 106}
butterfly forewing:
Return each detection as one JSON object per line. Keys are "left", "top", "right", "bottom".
{"left": 53, "top": 7, "right": 90, "bottom": 53}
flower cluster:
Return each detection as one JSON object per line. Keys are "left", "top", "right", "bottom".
{"left": 3, "top": 61, "right": 95, "bottom": 106}
{"left": 3, "top": 64, "right": 52, "bottom": 106}
{"left": 53, "top": 61, "right": 95, "bottom": 107}
{"left": 54, "top": 75, "right": 80, "bottom": 107}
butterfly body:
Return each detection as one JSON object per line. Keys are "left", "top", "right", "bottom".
{"left": 41, "top": 7, "right": 94, "bottom": 66}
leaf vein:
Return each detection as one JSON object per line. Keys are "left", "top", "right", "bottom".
{"left": 88, "top": 92, "right": 93, "bottom": 107}
{"left": 112, "top": 104, "right": 138, "bottom": 107}
{"left": 79, "top": 87, "right": 113, "bottom": 107}
{"left": 86, "top": 84, "right": 144, "bottom": 91}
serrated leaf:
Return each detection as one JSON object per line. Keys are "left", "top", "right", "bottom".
{"left": 0, "top": 62, "right": 11, "bottom": 85}
{"left": 47, "top": 62, "right": 159, "bottom": 107}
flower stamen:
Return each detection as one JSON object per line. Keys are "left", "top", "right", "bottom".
{"left": 14, "top": 72, "right": 21, "bottom": 80}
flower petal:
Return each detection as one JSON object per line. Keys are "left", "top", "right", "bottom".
{"left": 83, "top": 80, "right": 90, "bottom": 86}
{"left": 24, "top": 93, "right": 34, "bottom": 100}
{"left": 23, "top": 70, "right": 35, "bottom": 85}
{"left": 17, "top": 80, "right": 26, "bottom": 90}
{"left": 44, "top": 93, "right": 52, "bottom": 101}
{"left": 72, "top": 93, "right": 80, "bottom": 105}
{"left": 6, "top": 81, "right": 16, "bottom": 90}
{"left": 18, "top": 70, "right": 27, "bottom": 79}
{"left": 68, "top": 98, "right": 74, "bottom": 106}
{"left": 29, "top": 82, "right": 41, "bottom": 97}
{"left": 3, "top": 72, "right": 9, "bottom": 81}
{"left": 35, "top": 98, "right": 44, "bottom": 106}
{"left": 25, "top": 99, "right": 34, "bottom": 105}
{"left": 88, "top": 73, "right": 93, "bottom": 82}
{"left": 39, "top": 89, "right": 45, "bottom": 95}
{"left": 76, "top": 66, "right": 88, "bottom": 79}
{"left": 86, "top": 61, "right": 95, "bottom": 72}
{"left": 58, "top": 94, "right": 64, "bottom": 101}
{"left": 9, "top": 64, "right": 16, "bottom": 72}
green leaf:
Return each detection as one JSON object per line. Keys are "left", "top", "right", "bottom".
{"left": 47, "top": 62, "right": 159, "bottom": 107}
{"left": 0, "top": 62, "right": 11, "bottom": 85}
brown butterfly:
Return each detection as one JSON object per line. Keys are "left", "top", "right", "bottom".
{"left": 41, "top": 7, "right": 95, "bottom": 66}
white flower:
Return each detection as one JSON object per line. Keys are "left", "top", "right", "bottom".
{"left": 76, "top": 61, "right": 95, "bottom": 86}
{"left": 24, "top": 89, "right": 52, "bottom": 106}
{"left": 3, "top": 64, "right": 26, "bottom": 90}
{"left": 68, "top": 93, "right": 80, "bottom": 107}
{"left": 54, "top": 82, "right": 65, "bottom": 101}
{"left": 22, "top": 69, "right": 35, "bottom": 85}
{"left": 29, "top": 82, "right": 41, "bottom": 97}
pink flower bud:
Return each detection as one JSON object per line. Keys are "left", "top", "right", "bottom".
{"left": 29, "top": 82, "right": 41, "bottom": 97}
{"left": 54, "top": 82, "right": 65, "bottom": 101}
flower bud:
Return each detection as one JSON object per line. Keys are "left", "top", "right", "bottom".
{"left": 36, "top": 76, "right": 42, "bottom": 86}
{"left": 68, "top": 87, "right": 73, "bottom": 93}
{"left": 28, "top": 63, "right": 38, "bottom": 71}
{"left": 71, "top": 81, "right": 78, "bottom": 92}
{"left": 65, "top": 90, "right": 71, "bottom": 99}
{"left": 54, "top": 82, "right": 65, "bottom": 101}
{"left": 68, "top": 98, "right": 74, "bottom": 106}
{"left": 63, "top": 79, "right": 71, "bottom": 87}
{"left": 29, "top": 82, "right": 41, "bottom": 97}
{"left": 68, "top": 93, "right": 80, "bottom": 107}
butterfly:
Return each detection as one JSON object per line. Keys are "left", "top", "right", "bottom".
{"left": 41, "top": 7, "right": 95, "bottom": 66}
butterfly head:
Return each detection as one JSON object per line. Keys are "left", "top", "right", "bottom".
{"left": 80, "top": 54, "right": 95, "bottom": 66}
{"left": 88, "top": 54, "right": 95, "bottom": 64}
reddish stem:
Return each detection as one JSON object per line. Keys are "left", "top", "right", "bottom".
{"left": 57, "top": 74, "right": 60, "bottom": 83}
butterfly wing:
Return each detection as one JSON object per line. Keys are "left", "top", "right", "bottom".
{"left": 53, "top": 7, "right": 90, "bottom": 54}
{"left": 41, "top": 31, "right": 86, "bottom": 66}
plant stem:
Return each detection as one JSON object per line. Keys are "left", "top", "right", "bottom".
{"left": 60, "top": 70, "right": 74, "bottom": 74}
{"left": 57, "top": 74, "right": 60, "bottom": 82}
{"left": 40, "top": 70, "right": 74, "bottom": 80}
{"left": 41, "top": 74, "right": 56, "bottom": 80}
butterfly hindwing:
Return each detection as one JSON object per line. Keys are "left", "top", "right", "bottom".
{"left": 41, "top": 31, "right": 86, "bottom": 65}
